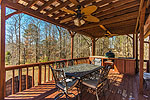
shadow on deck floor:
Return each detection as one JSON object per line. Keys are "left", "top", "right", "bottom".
{"left": 5, "top": 70, "right": 150, "bottom": 100}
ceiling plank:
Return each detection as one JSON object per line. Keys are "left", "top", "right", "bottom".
{"left": 96, "top": 1, "right": 139, "bottom": 18}
{"left": 94, "top": 0, "right": 138, "bottom": 15}
{"left": 74, "top": 11, "right": 138, "bottom": 31}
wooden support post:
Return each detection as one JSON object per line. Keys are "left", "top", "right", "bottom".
{"left": 148, "top": 35, "right": 150, "bottom": 72}
{"left": 133, "top": 33, "right": 136, "bottom": 58}
{"left": 92, "top": 38, "right": 96, "bottom": 56}
{"left": 69, "top": 31, "right": 76, "bottom": 59}
{"left": 71, "top": 35, "right": 74, "bottom": 59}
{"left": 139, "top": 2, "right": 146, "bottom": 93}
{"left": 0, "top": 2, "right": 6, "bottom": 100}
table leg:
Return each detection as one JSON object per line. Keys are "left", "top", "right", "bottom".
{"left": 80, "top": 79, "right": 82, "bottom": 100}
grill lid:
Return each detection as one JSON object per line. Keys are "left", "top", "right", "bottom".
{"left": 105, "top": 51, "right": 115, "bottom": 58}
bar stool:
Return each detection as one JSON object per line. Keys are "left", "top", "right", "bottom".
{"left": 104, "top": 60, "right": 114, "bottom": 69}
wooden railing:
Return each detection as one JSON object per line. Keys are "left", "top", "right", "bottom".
{"left": 5, "top": 57, "right": 89, "bottom": 96}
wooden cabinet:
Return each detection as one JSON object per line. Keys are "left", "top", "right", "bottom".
{"left": 125, "top": 59, "right": 136, "bottom": 75}
{"left": 114, "top": 59, "right": 125, "bottom": 74}
{"left": 89, "top": 56, "right": 136, "bottom": 75}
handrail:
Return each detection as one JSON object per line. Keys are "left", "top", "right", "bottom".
{"left": 5, "top": 57, "right": 89, "bottom": 71}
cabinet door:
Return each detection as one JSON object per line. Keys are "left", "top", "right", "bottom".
{"left": 125, "top": 60, "right": 135, "bottom": 75}
{"left": 114, "top": 59, "right": 125, "bottom": 73}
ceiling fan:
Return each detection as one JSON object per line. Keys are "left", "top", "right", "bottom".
{"left": 99, "top": 25, "right": 118, "bottom": 38}
{"left": 60, "top": 0, "right": 99, "bottom": 26}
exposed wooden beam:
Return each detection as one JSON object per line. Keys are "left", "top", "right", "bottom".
{"left": 37, "top": 0, "right": 57, "bottom": 12}
{"left": 5, "top": 11, "right": 22, "bottom": 20}
{"left": 74, "top": 11, "right": 138, "bottom": 31}
{"left": 26, "top": 0, "right": 39, "bottom": 8}
{"left": 0, "top": 2, "right": 6, "bottom": 100}
{"left": 139, "top": 1, "right": 146, "bottom": 93}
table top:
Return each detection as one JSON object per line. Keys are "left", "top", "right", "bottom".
{"left": 59, "top": 63, "right": 103, "bottom": 78}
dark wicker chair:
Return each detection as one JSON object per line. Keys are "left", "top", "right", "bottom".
{"left": 50, "top": 66, "right": 79, "bottom": 100}
{"left": 82, "top": 65, "right": 111, "bottom": 100}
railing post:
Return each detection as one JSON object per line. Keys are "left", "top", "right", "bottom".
{"left": 38, "top": 64, "right": 42, "bottom": 85}
{"left": 19, "top": 69, "right": 22, "bottom": 92}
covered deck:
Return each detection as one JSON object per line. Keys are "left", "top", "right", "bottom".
{"left": 5, "top": 69, "right": 150, "bottom": 100}
{"left": 0, "top": 0, "right": 150, "bottom": 100}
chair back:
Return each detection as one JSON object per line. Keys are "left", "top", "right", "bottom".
{"left": 50, "top": 66, "right": 67, "bottom": 89}
{"left": 55, "top": 60, "right": 66, "bottom": 69}
{"left": 67, "top": 59, "right": 74, "bottom": 66}
{"left": 92, "top": 58, "right": 101, "bottom": 66}
{"left": 97, "top": 65, "right": 111, "bottom": 86}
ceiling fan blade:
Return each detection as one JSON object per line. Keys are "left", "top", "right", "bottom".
{"left": 99, "top": 25, "right": 107, "bottom": 31}
{"left": 81, "top": 5, "right": 97, "bottom": 15}
{"left": 69, "top": 0, "right": 79, "bottom": 5}
{"left": 61, "top": 8, "right": 76, "bottom": 15}
{"left": 60, "top": 17, "right": 73, "bottom": 23}
{"left": 84, "top": 15, "right": 99, "bottom": 22}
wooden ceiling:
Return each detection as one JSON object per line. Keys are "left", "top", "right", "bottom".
{"left": 4, "top": 0, "right": 143, "bottom": 38}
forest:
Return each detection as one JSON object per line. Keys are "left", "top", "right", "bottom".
{"left": 5, "top": 8, "right": 150, "bottom": 66}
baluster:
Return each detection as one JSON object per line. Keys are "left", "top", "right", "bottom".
{"left": 32, "top": 66, "right": 34, "bottom": 87}
{"left": 59, "top": 63, "right": 60, "bottom": 68}
{"left": 44, "top": 64, "right": 46, "bottom": 83}
{"left": 26, "top": 67, "right": 28, "bottom": 89}
{"left": 52, "top": 63, "right": 54, "bottom": 80}
{"left": 48, "top": 64, "right": 50, "bottom": 81}
{"left": 12, "top": 70, "right": 14, "bottom": 94}
{"left": 38, "top": 65, "right": 41, "bottom": 85}
{"left": 19, "top": 69, "right": 22, "bottom": 92}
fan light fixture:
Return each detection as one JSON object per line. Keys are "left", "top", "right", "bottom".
{"left": 74, "top": 18, "right": 85, "bottom": 26}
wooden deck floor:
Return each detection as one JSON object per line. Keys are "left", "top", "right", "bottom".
{"left": 5, "top": 70, "right": 150, "bottom": 100}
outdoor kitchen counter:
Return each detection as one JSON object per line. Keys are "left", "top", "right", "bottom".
{"left": 89, "top": 56, "right": 136, "bottom": 75}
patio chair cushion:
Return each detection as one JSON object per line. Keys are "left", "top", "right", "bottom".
{"left": 82, "top": 79, "right": 100, "bottom": 89}
{"left": 57, "top": 79, "right": 79, "bottom": 91}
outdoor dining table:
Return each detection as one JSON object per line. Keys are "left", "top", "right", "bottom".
{"left": 59, "top": 63, "right": 103, "bottom": 99}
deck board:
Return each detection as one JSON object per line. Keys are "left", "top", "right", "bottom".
{"left": 5, "top": 70, "right": 150, "bottom": 100}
